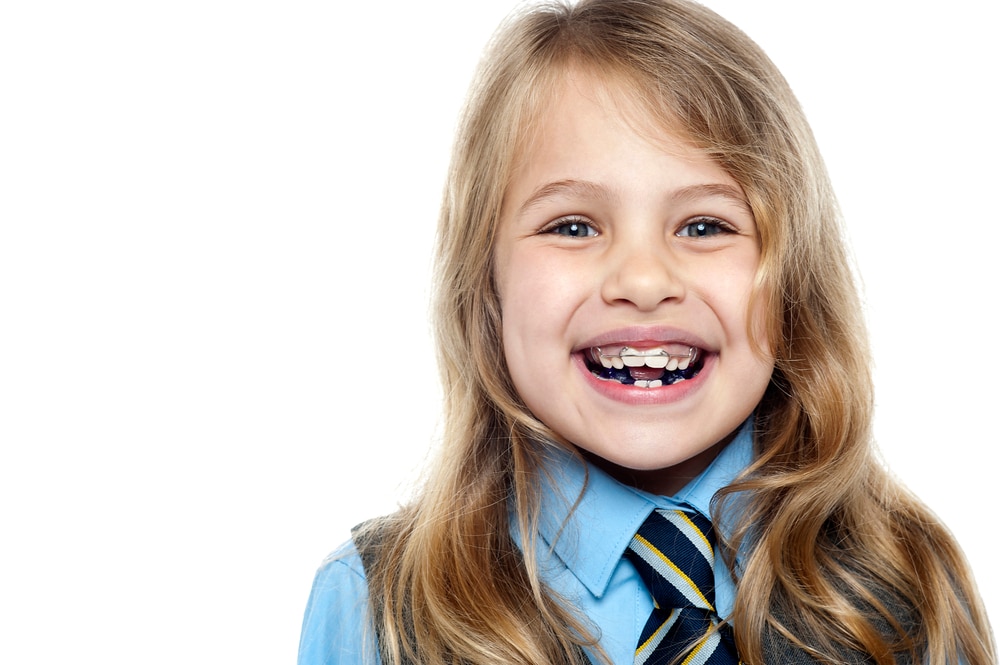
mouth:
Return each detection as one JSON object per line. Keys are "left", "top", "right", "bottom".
{"left": 583, "top": 343, "right": 705, "bottom": 388}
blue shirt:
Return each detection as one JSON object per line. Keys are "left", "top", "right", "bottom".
{"left": 297, "top": 421, "right": 754, "bottom": 664}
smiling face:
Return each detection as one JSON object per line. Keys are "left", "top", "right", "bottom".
{"left": 494, "top": 70, "right": 775, "bottom": 495}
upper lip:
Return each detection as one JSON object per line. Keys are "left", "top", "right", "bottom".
{"left": 574, "top": 326, "right": 711, "bottom": 353}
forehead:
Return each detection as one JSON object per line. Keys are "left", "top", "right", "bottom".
{"left": 513, "top": 63, "right": 702, "bottom": 173}
{"left": 499, "top": 68, "right": 752, "bottom": 236}
{"left": 506, "top": 66, "right": 723, "bottom": 190}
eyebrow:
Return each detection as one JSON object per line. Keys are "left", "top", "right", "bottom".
{"left": 671, "top": 183, "right": 753, "bottom": 215}
{"left": 515, "top": 179, "right": 752, "bottom": 217}
{"left": 516, "top": 179, "right": 619, "bottom": 217}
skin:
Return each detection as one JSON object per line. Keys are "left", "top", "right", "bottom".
{"left": 494, "top": 69, "right": 775, "bottom": 495}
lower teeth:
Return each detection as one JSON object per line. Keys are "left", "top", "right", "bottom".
{"left": 589, "top": 363, "right": 698, "bottom": 387}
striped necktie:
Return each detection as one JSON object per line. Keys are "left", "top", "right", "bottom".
{"left": 624, "top": 508, "right": 740, "bottom": 665}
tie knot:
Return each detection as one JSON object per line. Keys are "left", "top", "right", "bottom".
{"left": 626, "top": 508, "right": 718, "bottom": 612}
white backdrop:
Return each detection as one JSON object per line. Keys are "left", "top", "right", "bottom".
{"left": 2, "top": 1, "right": 996, "bottom": 662}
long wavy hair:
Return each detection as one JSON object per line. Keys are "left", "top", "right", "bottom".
{"left": 356, "top": 1, "right": 996, "bottom": 663}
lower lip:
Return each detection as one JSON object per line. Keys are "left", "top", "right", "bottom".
{"left": 574, "top": 352, "right": 712, "bottom": 405}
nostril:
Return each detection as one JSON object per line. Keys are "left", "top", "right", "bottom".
{"left": 600, "top": 253, "right": 685, "bottom": 310}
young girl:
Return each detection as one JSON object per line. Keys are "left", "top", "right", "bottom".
{"left": 299, "top": 1, "right": 995, "bottom": 663}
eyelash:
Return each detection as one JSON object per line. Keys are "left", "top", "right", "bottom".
{"left": 543, "top": 216, "right": 598, "bottom": 238}
{"left": 542, "top": 215, "right": 735, "bottom": 238}
{"left": 676, "top": 217, "right": 735, "bottom": 238}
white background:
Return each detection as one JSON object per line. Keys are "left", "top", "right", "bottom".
{"left": 1, "top": 1, "right": 996, "bottom": 662}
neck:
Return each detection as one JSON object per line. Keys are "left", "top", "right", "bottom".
{"left": 581, "top": 433, "right": 734, "bottom": 496}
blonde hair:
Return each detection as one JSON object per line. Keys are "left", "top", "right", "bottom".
{"left": 357, "top": 1, "right": 996, "bottom": 663}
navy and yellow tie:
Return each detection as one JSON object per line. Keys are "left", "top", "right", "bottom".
{"left": 624, "top": 508, "right": 740, "bottom": 665}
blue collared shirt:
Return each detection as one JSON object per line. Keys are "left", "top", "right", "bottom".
{"left": 297, "top": 421, "right": 753, "bottom": 664}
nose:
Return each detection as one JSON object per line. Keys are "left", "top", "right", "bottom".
{"left": 600, "top": 239, "right": 685, "bottom": 311}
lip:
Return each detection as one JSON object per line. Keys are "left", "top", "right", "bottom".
{"left": 574, "top": 326, "right": 712, "bottom": 353}
{"left": 572, "top": 325, "right": 714, "bottom": 406}
{"left": 573, "top": 349, "right": 713, "bottom": 405}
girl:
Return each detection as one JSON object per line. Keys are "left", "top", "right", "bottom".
{"left": 299, "top": 0, "right": 995, "bottom": 663}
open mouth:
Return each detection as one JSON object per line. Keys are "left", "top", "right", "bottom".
{"left": 583, "top": 344, "right": 704, "bottom": 388}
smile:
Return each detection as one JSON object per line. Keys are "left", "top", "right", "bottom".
{"left": 584, "top": 344, "right": 703, "bottom": 388}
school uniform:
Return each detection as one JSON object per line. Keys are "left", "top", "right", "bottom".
{"left": 297, "top": 420, "right": 912, "bottom": 664}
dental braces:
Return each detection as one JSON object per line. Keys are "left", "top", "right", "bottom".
{"left": 589, "top": 345, "right": 700, "bottom": 369}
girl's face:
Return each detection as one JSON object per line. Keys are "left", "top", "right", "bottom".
{"left": 494, "top": 70, "right": 775, "bottom": 495}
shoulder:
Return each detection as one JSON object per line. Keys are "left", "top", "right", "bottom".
{"left": 312, "top": 540, "right": 368, "bottom": 592}
{"left": 762, "top": 581, "right": 920, "bottom": 665}
{"left": 298, "top": 539, "right": 379, "bottom": 665}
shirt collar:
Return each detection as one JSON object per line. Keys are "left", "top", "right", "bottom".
{"left": 532, "top": 419, "right": 754, "bottom": 598}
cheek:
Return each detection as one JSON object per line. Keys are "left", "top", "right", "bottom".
{"left": 495, "top": 250, "right": 531, "bottom": 363}
{"left": 498, "top": 248, "right": 564, "bottom": 314}
{"left": 705, "top": 253, "right": 773, "bottom": 355}
{"left": 496, "top": 250, "right": 582, "bottom": 374}
{"left": 741, "top": 261, "right": 776, "bottom": 359}
{"left": 746, "top": 295, "right": 774, "bottom": 359}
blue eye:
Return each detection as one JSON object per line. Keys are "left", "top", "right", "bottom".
{"left": 677, "top": 218, "right": 729, "bottom": 238}
{"left": 548, "top": 218, "right": 597, "bottom": 238}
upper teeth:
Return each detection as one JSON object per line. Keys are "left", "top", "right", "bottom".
{"left": 593, "top": 345, "right": 698, "bottom": 371}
